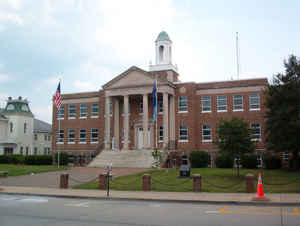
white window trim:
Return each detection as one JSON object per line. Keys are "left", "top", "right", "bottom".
{"left": 91, "top": 116, "right": 99, "bottom": 118}
{"left": 201, "top": 110, "right": 212, "bottom": 113}
{"left": 79, "top": 142, "right": 87, "bottom": 144}
{"left": 68, "top": 117, "right": 76, "bottom": 120}
{"left": 56, "top": 142, "right": 64, "bottom": 144}
{"left": 79, "top": 116, "right": 87, "bottom": 119}
{"left": 57, "top": 117, "right": 64, "bottom": 120}
{"left": 233, "top": 109, "right": 244, "bottom": 112}
{"left": 202, "top": 139, "right": 212, "bottom": 143}
{"left": 251, "top": 138, "right": 262, "bottom": 142}
{"left": 178, "top": 140, "right": 189, "bottom": 143}
{"left": 91, "top": 141, "right": 99, "bottom": 144}
{"left": 217, "top": 110, "right": 227, "bottom": 113}
{"left": 178, "top": 111, "right": 188, "bottom": 113}
{"left": 250, "top": 108, "right": 260, "bottom": 111}
{"left": 67, "top": 142, "right": 75, "bottom": 144}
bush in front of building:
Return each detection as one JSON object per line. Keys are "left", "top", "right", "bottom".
{"left": 241, "top": 155, "right": 258, "bottom": 169}
{"left": 215, "top": 153, "right": 234, "bottom": 168}
{"left": 54, "top": 152, "right": 68, "bottom": 165}
{"left": 0, "top": 155, "right": 25, "bottom": 164}
{"left": 24, "top": 155, "right": 52, "bottom": 165}
{"left": 189, "top": 151, "right": 210, "bottom": 168}
{"left": 264, "top": 155, "right": 282, "bottom": 169}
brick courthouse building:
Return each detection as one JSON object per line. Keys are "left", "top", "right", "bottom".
{"left": 52, "top": 31, "right": 268, "bottom": 167}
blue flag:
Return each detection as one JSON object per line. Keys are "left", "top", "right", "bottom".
{"left": 152, "top": 80, "right": 157, "bottom": 122}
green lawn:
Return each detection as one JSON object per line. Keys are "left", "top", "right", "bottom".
{"left": 0, "top": 164, "right": 68, "bottom": 177}
{"left": 73, "top": 168, "right": 300, "bottom": 193}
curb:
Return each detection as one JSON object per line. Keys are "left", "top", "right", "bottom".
{"left": 1, "top": 191, "right": 300, "bottom": 207}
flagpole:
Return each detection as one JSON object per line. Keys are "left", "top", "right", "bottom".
{"left": 155, "top": 80, "right": 158, "bottom": 150}
{"left": 58, "top": 78, "right": 61, "bottom": 168}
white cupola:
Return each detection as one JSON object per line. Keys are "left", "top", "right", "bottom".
{"left": 149, "top": 31, "right": 178, "bottom": 75}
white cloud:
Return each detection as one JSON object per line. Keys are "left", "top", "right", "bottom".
{"left": 0, "top": 0, "right": 22, "bottom": 10}
{"left": 0, "top": 74, "right": 10, "bottom": 83}
{"left": 31, "top": 104, "right": 52, "bottom": 124}
{"left": 74, "top": 80, "right": 97, "bottom": 92}
{"left": 0, "top": 11, "right": 24, "bottom": 26}
{"left": 0, "top": 93, "right": 8, "bottom": 108}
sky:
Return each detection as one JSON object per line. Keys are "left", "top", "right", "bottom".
{"left": 0, "top": 0, "right": 300, "bottom": 124}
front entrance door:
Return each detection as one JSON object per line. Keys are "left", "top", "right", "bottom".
{"left": 137, "top": 127, "right": 151, "bottom": 149}
{"left": 137, "top": 128, "right": 143, "bottom": 149}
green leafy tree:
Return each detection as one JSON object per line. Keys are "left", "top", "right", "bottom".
{"left": 265, "top": 55, "right": 300, "bottom": 168}
{"left": 216, "top": 117, "right": 255, "bottom": 176}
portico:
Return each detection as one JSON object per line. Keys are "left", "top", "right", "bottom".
{"left": 103, "top": 66, "right": 175, "bottom": 151}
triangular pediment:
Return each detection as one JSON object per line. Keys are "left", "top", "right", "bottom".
{"left": 103, "top": 66, "right": 157, "bottom": 89}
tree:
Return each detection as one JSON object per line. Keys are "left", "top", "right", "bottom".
{"left": 216, "top": 117, "right": 255, "bottom": 176}
{"left": 265, "top": 55, "right": 300, "bottom": 168}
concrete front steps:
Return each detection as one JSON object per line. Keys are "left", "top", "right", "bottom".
{"left": 88, "top": 149, "right": 155, "bottom": 168}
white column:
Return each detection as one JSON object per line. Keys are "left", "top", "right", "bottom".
{"left": 123, "top": 95, "right": 129, "bottom": 150}
{"left": 143, "top": 94, "right": 149, "bottom": 149}
{"left": 114, "top": 98, "right": 119, "bottom": 150}
{"left": 105, "top": 96, "right": 111, "bottom": 150}
{"left": 163, "top": 92, "right": 169, "bottom": 148}
{"left": 169, "top": 94, "right": 175, "bottom": 148}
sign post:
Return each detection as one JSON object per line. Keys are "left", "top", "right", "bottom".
{"left": 105, "top": 164, "right": 112, "bottom": 197}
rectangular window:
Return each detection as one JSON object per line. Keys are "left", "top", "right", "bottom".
{"left": 44, "top": 134, "right": 47, "bottom": 141}
{"left": 233, "top": 94, "right": 243, "bottom": 111}
{"left": 158, "top": 100, "right": 163, "bottom": 113}
{"left": 44, "top": 147, "right": 48, "bottom": 155}
{"left": 249, "top": 93, "right": 260, "bottom": 110}
{"left": 178, "top": 96, "right": 188, "bottom": 112}
{"left": 139, "top": 99, "right": 143, "bottom": 113}
{"left": 24, "top": 123, "right": 27, "bottom": 134}
{"left": 80, "top": 104, "right": 87, "bottom": 118}
{"left": 284, "top": 152, "right": 290, "bottom": 161}
{"left": 91, "top": 128, "right": 99, "bottom": 142}
{"left": 48, "top": 135, "right": 51, "bottom": 141}
{"left": 34, "top": 134, "right": 38, "bottom": 141}
{"left": 79, "top": 129, "right": 86, "bottom": 143}
{"left": 91, "top": 104, "right": 99, "bottom": 117}
{"left": 109, "top": 100, "right": 113, "bottom": 115}
{"left": 68, "top": 129, "right": 75, "bottom": 143}
{"left": 57, "top": 130, "right": 64, "bottom": 143}
{"left": 69, "top": 104, "right": 76, "bottom": 118}
{"left": 251, "top": 123, "right": 261, "bottom": 140}
{"left": 202, "top": 96, "right": 211, "bottom": 112}
{"left": 179, "top": 125, "right": 188, "bottom": 141}
{"left": 20, "top": 146, "right": 23, "bottom": 155}
{"left": 57, "top": 106, "right": 64, "bottom": 119}
{"left": 26, "top": 146, "right": 29, "bottom": 155}
{"left": 34, "top": 147, "right": 38, "bottom": 155}
{"left": 217, "top": 96, "right": 227, "bottom": 112}
{"left": 257, "top": 155, "right": 263, "bottom": 168}
{"left": 202, "top": 124, "right": 212, "bottom": 142}
{"left": 159, "top": 126, "right": 164, "bottom": 141}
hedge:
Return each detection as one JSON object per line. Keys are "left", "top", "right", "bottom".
{"left": 54, "top": 152, "right": 68, "bottom": 165}
{"left": 215, "top": 153, "right": 234, "bottom": 168}
{"left": 0, "top": 155, "right": 52, "bottom": 165}
{"left": 264, "top": 155, "right": 282, "bottom": 169}
{"left": 189, "top": 151, "right": 210, "bottom": 168}
{"left": 241, "top": 155, "right": 258, "bottom": 169}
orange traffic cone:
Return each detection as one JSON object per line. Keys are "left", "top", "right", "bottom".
{"left": 252, "top": 173, "right": 270, "bottom": 201}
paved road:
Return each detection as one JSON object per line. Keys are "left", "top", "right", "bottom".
{"left": 0, "top": 194, "right": 299, "bottom": 226}
{"left": 0, "top": 167, "right": 149, "bottom": 188}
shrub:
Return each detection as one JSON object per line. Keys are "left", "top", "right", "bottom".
{"left": 54, "top": 152, "right": 68, "bottom": 165}
{"left": 0, "top": 155, "right": 25, "bottom": 164}
{"left": 189, "top": 151, "right": 210, "bottom": 168}
{"left": 264, "top": 155, "right": 282, "bottom": 169}
{"left": 241, "top": 155, "right": 257, "bottom": 169}
{"left": 24, "top": 155, "right": 52, "bottom": 165}
{"left": 215, "top": 153, "right": 234, "bottom": 168}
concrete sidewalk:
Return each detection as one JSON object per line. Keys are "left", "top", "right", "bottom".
{"left": 1, "top": 186, "right": 300, "bottom": 206}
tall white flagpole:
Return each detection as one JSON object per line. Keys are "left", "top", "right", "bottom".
{"left": 58, "top": 78, "right": 61, "bottom": 168}
{"left": 155, "top": 80, "right": 158, "bottom": 150}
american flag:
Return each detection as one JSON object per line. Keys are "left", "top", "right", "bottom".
{"left": 54, "top": 82, "right": 62, "bottom": 109}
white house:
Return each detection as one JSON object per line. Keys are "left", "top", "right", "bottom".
{"left": 0, "top": 96, "right": 52, "bottom": 155}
